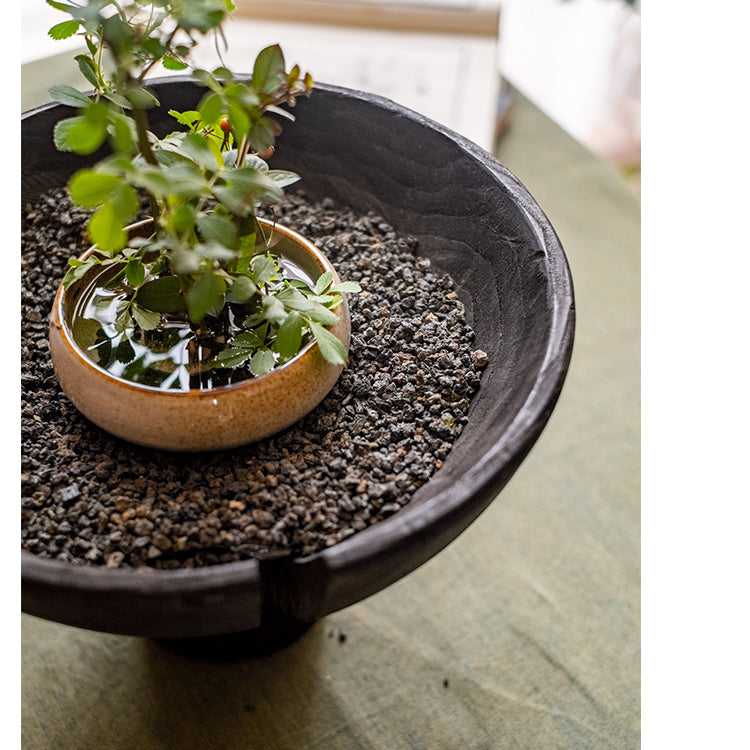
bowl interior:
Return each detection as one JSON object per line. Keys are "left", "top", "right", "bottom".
{"left": 22, "top": 80, "right": 574, "bottom": 638}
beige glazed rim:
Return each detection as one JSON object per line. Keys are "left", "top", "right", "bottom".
{"left": 49, "top": 218, "right": 351, "bottom": 452}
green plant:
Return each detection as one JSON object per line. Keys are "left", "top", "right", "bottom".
{"left": 47, "top": 0, "right": 359, "bottom": 378}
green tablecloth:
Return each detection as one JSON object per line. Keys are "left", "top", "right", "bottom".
{"left": 21, "top": 66, "right": 640, "bottom": 748}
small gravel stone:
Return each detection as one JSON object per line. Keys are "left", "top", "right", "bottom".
{"left": 21, "top": 188, "right": 485, "bottom": 569}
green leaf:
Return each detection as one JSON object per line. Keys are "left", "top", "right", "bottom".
{"left": 114, "top": 306, "right": 132, "bottom": 334}
{"left": 186, "top": 271, "right": 226, "bottom": 323}
{"left": 315, "top": 271, "right": 334, "bottom": 295}
{"left": 169, "top": 109, "right": 201, "bottom": 127}
{"left": 198, "top": 92, "right": 223, "bottom": 126}
{"left": 108, "top": 113, "right": 137, "bottom": 153}
{"left": 131, "top": 303, "right": 161, "bottom": 331}
{"left": 89, "top": 203, "right": 127, "bottom": 252}
{"left": 196, "top": 241, "right": 236, "bottom": 261}
{"left": 266, "top": 169, "right": 300, "bottom": 189}
{"left": 103, "top": 89, "right": 133, "bottom": 109}
{"left": 275, "top": 286, "right": 340, "bottom": 326}
{"left": 226, "top": 101, "right": 250, "bottom": 140}
{"left": 123, "top": 84, "right": 160, "bottom": 109}
{"left": 110, "top": 184, "right": 139, "bottom": 222}
{"left": 137, "top": 276, "right": 185, "bottom": 313}
{"left": 309, "top": 321, "right": 348, "bottom": 366}
{"left": 231, "top": 326, "right": 267, "bottom": 349}
{"left": 181, "top": 132, "right": 221, "bottom": 170}
{"left": 74, "top": 54, "right": 99, "bottom": 88}
{"left": 272, "top": 311, "right": 303, "bottom": 360}
{"left": 68, "top": 170, "right": 121, "bottom": 208}
{"left": 262, "top": 295, "right": 286, "bottom": 324}
{"left": 48, "top": 20, "right": 80, "bottom": 40}
{"left": 54, "top": 116, "right": 106, "bottom": 154}
{"left": 48, "top": 84, "right": 90, "bottom": 108}
{"left": 162, "top": 56, "right": 188, "bottom": 71}
{"left": 46, "top": 0, "right": 77, "bottom": 11}
{"left": 193, "top": 69, "right": 222, "bottom": 94}
{"left": 226, "top": 275, "right": 257, "bottom": 303}
{"left": 63, "top": 259, "right": 96, "bottom": 290}
{"left": 214, "top": 347, "right": 251, "bottom": 368}
{"left": 170, "top": 204, "right": 197, "bottom": 234}
{"left": 251, "top": 255, "right": 278, "bottom": 286}
{"left": 116, "top": 336, "right": 136, "bottom": 364}
{"left": 249, "top": 349, "right": 276, "bottom": 377}
{"left": 252, "top": 44, "right": 285, "bottom": 93}
{"left": 125, "top": 259, "right": 146, "bottom": 288}
{"left": 248, "top": 120, "right": 275, "bottom": 155}
{"left": 330, "top": 281, "right": 362, "bottom": 294}
{"left": 197, "top": 213, "right": 237, "bottom": 248}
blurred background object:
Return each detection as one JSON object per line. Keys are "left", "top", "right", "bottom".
{"left": 21, "top": 0, "right": 639, "bottom": 176}
{"left": 498, "top": 0, "right": 640, "bottom": 186}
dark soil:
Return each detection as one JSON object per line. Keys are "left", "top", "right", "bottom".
{"left": 21, "top": 189, "right": 486, "bottom": 569}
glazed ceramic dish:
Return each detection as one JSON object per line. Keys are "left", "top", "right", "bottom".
{"left": 49, "top": 218, "right": 350, "bottom": 452}
{"left": 22, "top": 81, "right": 575, "bottom": 644}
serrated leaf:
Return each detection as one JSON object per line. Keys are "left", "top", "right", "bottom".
{"left": 309, "top": 321, "right": 348, "bottom": 366}
{"left": 196, "top": 241, "right": 235, "bottom": 261}
{"left": 214, "top": 347, "right": 251, "bottom": 368}
{"left": 169, "top": 109, "right": 201, "bottom": 127}
{"left": 63, "top": 259, "right": 96, "bottom": 290}
{"left": 162, "top": 56, "right": 188, "bottom": 71}
{"left": 249, "top": 349, "right": 276, "bottom": 377}
{"left": 48, "top": 20, "right": 80, "bottom": 40}
{"left": 231, "top": 325, "right": 267, "bottom": 349}
{"left": 114, "top": 305, "right": 132, "bottom": 334}
{"left": 110, "top": 183, "right": 139, "bottom": 222}
{"left": 131, "top": 303, "right": 161, "bottom": 331}
{"left": 116, "top": 336, "right": 136, "bottom": 364}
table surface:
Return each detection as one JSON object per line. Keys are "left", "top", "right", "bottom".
{"left": 21, "top": 60, "right": 640, "bottom": 749}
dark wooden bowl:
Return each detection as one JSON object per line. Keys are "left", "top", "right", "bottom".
{"left": 21, "top": 80, "right": 575, "bottom": 644}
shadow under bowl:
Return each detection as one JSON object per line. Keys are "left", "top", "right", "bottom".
{"left": 21, "top": 80, "right": 575, "bottom": 645}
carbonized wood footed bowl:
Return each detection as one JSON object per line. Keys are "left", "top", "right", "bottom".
{"left": 22, "top": 81, "right": 575, "bottom": 642}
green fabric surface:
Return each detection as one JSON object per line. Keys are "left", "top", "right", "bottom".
{"left": 21, "top": 71, "right": 640, "bottom": 749}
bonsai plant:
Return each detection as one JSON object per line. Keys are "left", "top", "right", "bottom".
{"left": 44, "top": 0, "right": 360, "bottom": 450}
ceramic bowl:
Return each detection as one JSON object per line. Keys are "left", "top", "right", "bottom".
{"left": 48, "top": 218, "right": 350, "bottom": 452}
{"left": 22, "top": 81, "right": 575, "bottom": 644}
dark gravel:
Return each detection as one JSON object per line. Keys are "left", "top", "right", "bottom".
{"left": 21, "top": 189, "right": 486, "bottom": 569}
